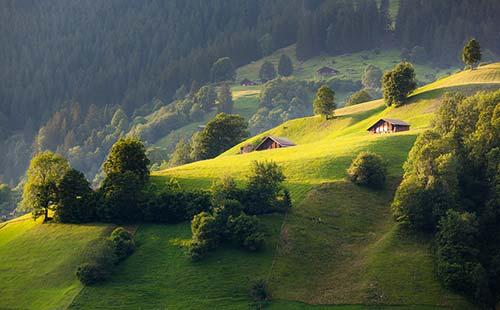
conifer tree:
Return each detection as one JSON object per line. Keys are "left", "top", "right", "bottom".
{"left": 462, "top": 39, "right": 482, "bottom": 69}
{"left": 277, "top": 54, "right": 293, "bottom": 76}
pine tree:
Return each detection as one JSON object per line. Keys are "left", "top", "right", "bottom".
{"left": 462, "top": 39, "right": 482, "bottom": 69}
{"left": 277, "top": 54, "right": 293, "bottom": 77}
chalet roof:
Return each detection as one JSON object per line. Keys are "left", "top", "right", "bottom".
{"left": 367, "top": 118, "right": 410, "bottom": 130}
{"left": 255, "top": 135, "right": 296, "bottom": 150}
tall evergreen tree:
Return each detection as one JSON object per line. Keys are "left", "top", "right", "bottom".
{"left": 462, "top": 39, "right": 482, "bottom": 69}
{"left": 277, "top": 54, "right": 294, "bottom": 76}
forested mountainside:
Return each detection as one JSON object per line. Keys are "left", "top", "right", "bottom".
{"left": 1, "top": 0, "right": 499, "bottom": 186}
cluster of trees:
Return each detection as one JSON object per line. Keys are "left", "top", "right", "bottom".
{"left": 169, "top": 113, "right": 249, "bottom": 167}
{"left": 258, "top": 54, "right": 294, "bottom": 82}
{"left": 76, "top": 227, "right": 136, "bottom": 285}
{"left": 249, "top": 78, "right": 314, "bottom": 133}
{"left": 189, "top": 161, "right": 292, "bottom": 260}
{"left": 391, "top": 90, "right": 500, "bottom": 307}
{"left": 296, "top": 0, "right": 390, "bottom": 60}
{"left": 396, "top": 0, "right": 499, "bottom": 66}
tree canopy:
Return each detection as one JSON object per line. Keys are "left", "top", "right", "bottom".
{"left": 382, "top": 62, "right": 417, "bottom": 107}
{"left": 259, "top": 61, "right": 277, "bottom": 82}
{"left": 191, "top": 113, "right": 249, "bottom": 160}
{"left": 462, "top": 39, "right": 482, "bottom": 68}
{"left": 313, "top": 85, "right": 336, "bottom": 119}
{"left": 103, "top": 137, "right": 150, "bottom": 184}
{"left": 278, "top": 54, "right": 293, "bottom": 76}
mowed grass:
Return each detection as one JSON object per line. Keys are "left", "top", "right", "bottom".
{"left": 0, "top": 215, "right": 111, "bottom": 310}
{"left": 70, "top": 215, "right": 283, "bottom": 309}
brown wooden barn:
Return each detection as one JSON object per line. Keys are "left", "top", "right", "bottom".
{"left": 367, "top": 118, "right": 410, "bottom": 134}
{"left": 254, "top": 136, "right": 296, "bottom": 151}
{"left": 240, "top": 78, "right": 257, "bottom": 86}
{"left": 316, "top": 66, "right": 338, "bottom": 77}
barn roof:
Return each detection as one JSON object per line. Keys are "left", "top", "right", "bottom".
{"left": 367, "top": 118, "right": 410, "bottom": 130}
{"left": 255, "top": 135, "right": 296, "bottom": 150}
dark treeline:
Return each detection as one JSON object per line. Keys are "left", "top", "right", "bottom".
{"left": 1, "top": 0, "right": 499, "bottom": 185}
{"left": 0, "top": 0, "right": 301, "bottom": 136}
{"left": 396, "top": 0, "right": 500, "bottom": 66}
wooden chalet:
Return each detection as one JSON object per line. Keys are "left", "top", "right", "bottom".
{"left": 240, "top": 78, "right": 257, "bottom": 86}
{"left": 316, "top": 66, "right": 338, "bottom": 77}
{"left": 254, "top": 136, "right": 296, "bottom": 151}
{"left": 367, "top": 118, "right": 410, "bottom": 134}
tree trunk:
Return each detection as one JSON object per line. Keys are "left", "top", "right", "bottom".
{"left": 44, "top": 208, "right": 48, "bottom": 223}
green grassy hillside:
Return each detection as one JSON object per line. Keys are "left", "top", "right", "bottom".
{"left": 2, "top": 65, "right": 498, "bottom": 310}
{"left": 0, "top": 215, "right": 111, "bottom": 309}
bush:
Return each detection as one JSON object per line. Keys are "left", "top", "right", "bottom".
{"left": 144, "top": 190, "right": 211, "bottom": 223}
{"left": 109, "top": 227, "right": 135, "bottom": 262}
{"left": 76, "top": 262, "right": 111, "bottom": 285}
{"left": 76, "top": 240, "right": 115, "bottom": 285}
{"left": 250, "top": 279, "right": 270, "bottom": 301}
{"left": 191, "top": 212, "right": 220, "bottom": 250}
{"left": 228, "top": 213, "right": 264, "bottom": 251}
{"left": 345, "top": 90, "right": 372, "bottom": 106}
{"left": 347, "top": 152, "right": 387, "bottom": 189}
{"left": 188, "top": 239, "right": 209, "bottom": 261}
{"left": 245, "top": 161, "right": 286, "bottom": 215}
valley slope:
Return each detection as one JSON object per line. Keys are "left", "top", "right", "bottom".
{"left": 1, "top": 64, "right": 499, "bottom": 309}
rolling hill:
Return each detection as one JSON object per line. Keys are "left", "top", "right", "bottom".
{"left": 1, "top": 64, "right": 499, "bottom": 309}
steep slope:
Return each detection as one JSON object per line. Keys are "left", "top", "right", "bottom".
{"left": 69, "top": 66, "right": 499, "bottom": 309}
{"left": 2, "top": 65, "right": 498, "bottom": 310}
{"left": 0, "top": 215, "right": 111, "bottom": 309}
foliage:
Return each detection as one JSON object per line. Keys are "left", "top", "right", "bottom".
{"left": 168, "top": 139, "right": 192, "bottom": 168}
{"left": 0, "top": 184, "right": 18, "bottom": 220}
{"left": 97, "top": 172, "right": 144, "bottom": 222}
{"left": 382, "top": 61, "right": 417, "bottom": 107}
{"left": 249, "top": 78, "right": 312, "bottom": 133}
{"left": 217, "top": 83, "right": 234, "bottom": 114}
{"left": 21, "top": 151, "right": 70, "bottom": 221}
{"left": 76, "top": 240, "right": 115, "bottom": 286}
{"left": 210, "top": 176, "right": 243, "bottom": 207}
{"left": 210, "top": 57, "right": 235, "bottom": 82}
{"left": 191, "top": 113, "right": 249, "bottom": 160}
{"left": 277, "top": 54, "right": 293, "bottom": 76}
{"left": 347, "top": 152, "right": 387, "bottom": 189}
{"left": 194, "top": 85, "right": 217, "bottom": 112}
{"left": 462, "top": 39, "right": 482, "bottom": 68}
{"left": 227, "top": 213, "right": 264, "bottom": 251}
{"left": 143, "top": 189, "right": 211, "bottom": 223}
{"left": 259, "top": 61, "right": 277, "bottom": 82}
{"left": 190, "top": 212, "right": 220, "bottom": 252}
{"left": 391, "top": 90, "right": 500, "bottom": 306}
{"left": 103, "top": 137, "right": 150, "bottom": 184}
{"left": 245, "top": 161, "right": 286, "bottom": 215}
{"left": 109, "top": 227, "right": 136, "bottom": 262}
{"left": 362, "top": 64, "right": 383, "bottom": 89}
{"left": 54, "top": 169, "right": 96, "bottom": 223}
{"left": 250, "top": 279, "right": 270, "bottom": 301}
{"left": 345, "top": 90, "right": 373, "bottom": 106}
{"left": 313, "top": 85, "right": 336, "bottom": 119}
{"left": 436, "top": 210, "right": 479, "bottom": 293}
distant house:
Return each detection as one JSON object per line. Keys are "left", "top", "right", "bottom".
{"left": 239, "top": 144, "right": 254, "bottom": 154}
{"left": 316, "top": 66, "right": 338, "bottom": 77}
{"left": 367, "top": 118, "right": 410, "bottom": 134}
{"left": 254, "top": 136, "right": 296, "bottom": 151}
{"left": 240, "top": 78, "right": 257, "bottom": 86}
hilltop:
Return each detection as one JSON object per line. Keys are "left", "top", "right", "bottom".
{"left": 0, "top": 64, "right": 498, "bottom": 310}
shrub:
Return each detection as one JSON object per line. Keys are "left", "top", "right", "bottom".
{"left": 245, "top": 161, "right": 286, "bottom": 215}
{"left": 228, "top": 213, "right": 264, "bottom": 251}
{"left": 76, "top": 240, "right": 115, "bottom": 285}
{"left": 109, "top": 227, "right": 135, "bottom": 262}
{"left": 188, "top": 239, "right": 209, "bottom": 261}
{"left": 347, "top": 152, "right": 387, "bottom": 189}
{"left": 250, "top": 279, "right": 270, "bottom": 301}
{"left": 76, "top": 262, "right": 111, "bottom": 285}
{"left": 191, "top": 212, "right": 220, "bottom": 250}
{"left": 345, "top": 90, "right": 372, "bottom": 106}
